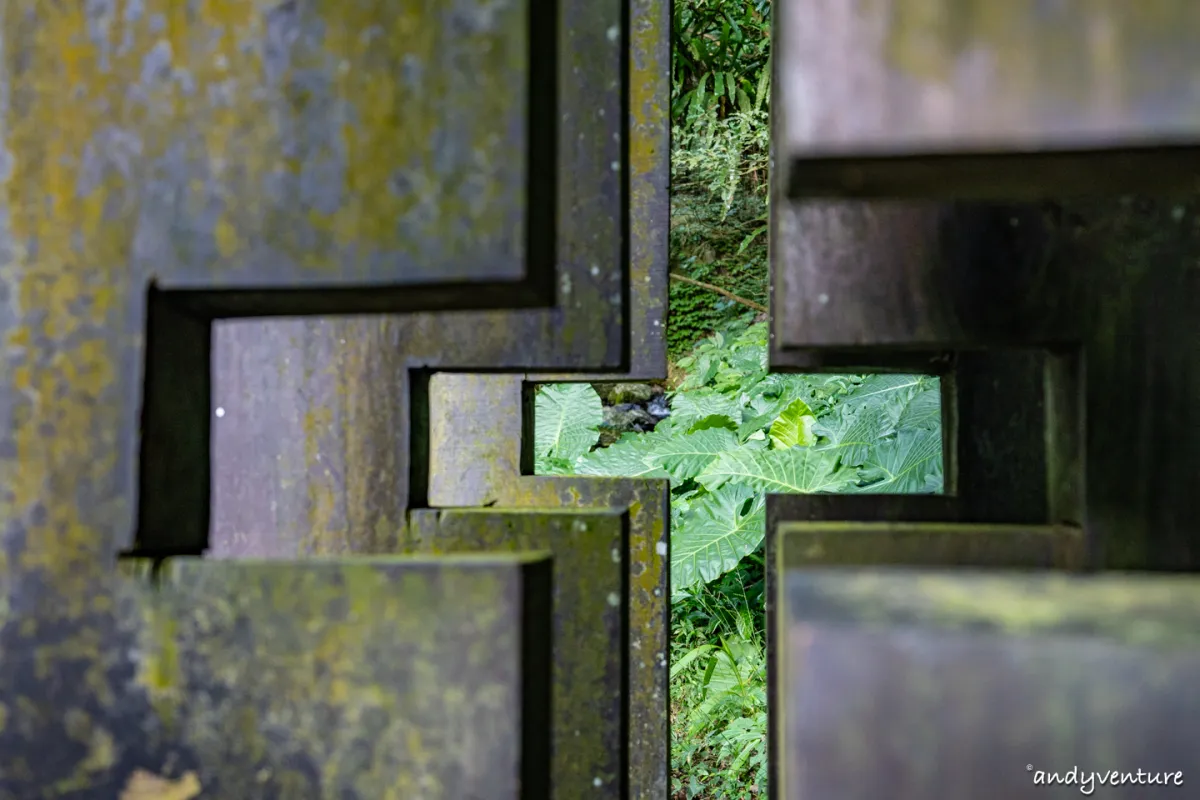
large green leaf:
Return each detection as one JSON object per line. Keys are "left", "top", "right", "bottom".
{"left": 897, "top": 383, "right": 942, "bottom": 430}
{"left": 534, "top": 383, "right": 603, "bottom": 467}
{"left": 726, "top": 346, "right": 767, "bottom": 381}
{"left": 811, "top": 402, "right": 890, "bottom": 467}
{"left": 738, "top": 375, "right": 818, "bottom": 440}
{"left": 838, "top": 374, "right": 925, "bottom": 415}
{"left": 647, "top": 427, "right": 739, "bottom": 482}
{"left": 852, "top": 427, "right": 943, "bottom": 493}
{"left": 696, "top": 447, "right": 853, "bottom": 494}
{"left": 768, "top": 398, "right": 816, "bottom": 449}
{"left": 677, "top": 352, "right": 721, "bottom": 389}
{"left": 536, "top": 457, "right": 578, "bottom": 476}
{"left": 672, "top": 484, "right": 765, "bottom": 590}
{"left": 574, "top": 432, "right": 670, "bottom": 479}
{"left": 690, "top": 414, "right": 739, "bottom": 434}
{"left": 922, "top": 457, "right": 945, "bottom": 493}
{"left": 670, "top": 388, "right": 743, "bottom": 430}
{"left": 535, "top": 324, "right": 945, "bottom": 593}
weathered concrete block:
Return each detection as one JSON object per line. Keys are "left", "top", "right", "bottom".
{"left": 779, "top": 567, "right": 1200, "bottom": 800}
{"left": 407, "top": 508, "right": 625, "bottom": 798}
{"left": 777, "top": 521, "right": 1084, "bottom": 570}
{"left": 425, "top": 374, "right": 671, "bottom": 798}
{"left": 776, "top": 0, "right": 1200, "bottom": 197}
{"left": 0, "top": 555, "right": 555, "bottom": 799}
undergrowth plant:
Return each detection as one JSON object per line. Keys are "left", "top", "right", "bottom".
{"left": 668, "top": 0, "right": 771, "bottom": 358}
{"left": 672, "top": 0, "right": 772, "bottom": 131}
{"left": 533, "top": 318, "right": 943, "bottom": 798}
{"left": 669, "top": 565, "right": 767, "bottom": 799}
{"left": 534, "top": 321, "right": 943, "bottom": 596}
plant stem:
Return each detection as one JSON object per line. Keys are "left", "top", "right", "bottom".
{"left": 669, "top": 272, "right": 768, "bottom": 313}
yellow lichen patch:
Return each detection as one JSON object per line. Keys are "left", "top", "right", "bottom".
{"left": 44, "top": 708, "right": 119, "bottom": 793}
{"left": 281, "top": 0, "right": 529, "bottom": 274}
{"left": 335, "top": 332, "right": 403, "bottom": 551}
{"left": 626, "top": 1, "right": 669, "bottom": 373}
{"left": 2, "top": 0, "right": 136, "bottom": 573}
{"left": 148, "top": 557, "right": 546, "bottom": 797}
{"left": 403, "top": 510, "right": 625, "bottom": 796}
{"left": 213, "top": 217, "right": 241, "bottom": 260}
{"left": 301, "top": 405, "right": 338, "bottom": 552}
{"left": 135, "top": 596, "right": 183, "bottom": 732}
{"left": 628, "top": 3, "right": 667, "bottom": 199}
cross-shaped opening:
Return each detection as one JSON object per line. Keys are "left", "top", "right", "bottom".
{"left": 531, "top": 354, "right": 945, "bottom": 794}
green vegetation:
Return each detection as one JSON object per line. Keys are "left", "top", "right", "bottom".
{"left": 668, "top": 0, "right": 771, "bottom": 359}
{"left": 534, "top": 359, "right": 942, "bottom": 798}
{"left": 533, "top": 2, "right": 944, "bottom": 796}
{"left": 535, "top": 335, "right": 944, "bottom": 593}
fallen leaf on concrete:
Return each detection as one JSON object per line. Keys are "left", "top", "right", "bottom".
{"left": 119, "top": 770, "right": 202, "bottom": 800}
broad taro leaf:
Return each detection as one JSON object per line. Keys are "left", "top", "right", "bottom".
{"left": 670, "top": 388, "right": 743, "bottom": 431}
{"left": 536, "top": 457, "right": 578, "bottom": 476}
{"left": 696, "top": 447, "right": 853, "bottom": 494}
{"left": 768, "top": 398, "right": 816, "bottom": 449}
{"left": 574, "top": 431, "right": 671, "bottom": 479}
{"left": 727, "top": 345, "right": 767, "bottom": 382}
{"left": 812, "top": 402, "right": 891, "bottom": 467}
{"left": 690, "top": 414, "right": 739, "bottom": 434}
{"left": 646, "top": 427, "right": 740, "bottom": 483}
{"left": 837, "top": 374, "right": 926, "bottom": 417}
{"left": 922, "top": 456, "right": 945, "bottom": 493}
{"left": 534, "top": 383, "right": 602, "bottom": 467}
{"left": 739, "top": 376, "right": 818, "bottom": 440}
{"left": 851, "top": 426, "right": 943, "bottom": 493}
{"left": 672, "top": 483, "right": 765, "bottom": 591}
{"left": 896, "top": 381, "right": 942, "bottom": 431}
{"left": 679, "top": 352, "right": 720, "bottom": 390}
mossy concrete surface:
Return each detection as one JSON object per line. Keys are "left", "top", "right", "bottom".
{"left": 778, "top": 0, "right": 1200, "bottom": 197}
{"left": 406, "top": 509, "right": 627, "bottom": 798}
{"left": 1, "top": 555, "right": 555, "bottom": 799}
{"left": 427, "top": 374, "right": 671, "bottom": 798}
{"left": 779, "top": 522, "right": 1085, "bottom": 571}
{"left": 779, "top": 567, "right": 1200, "bottom": 799}
{"left": 0, "top": 0, "right": 672, "bottom": 796}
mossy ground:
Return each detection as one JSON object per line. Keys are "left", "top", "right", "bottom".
{"left": 668, "top": 190, "right": 769, "bottom": 362}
